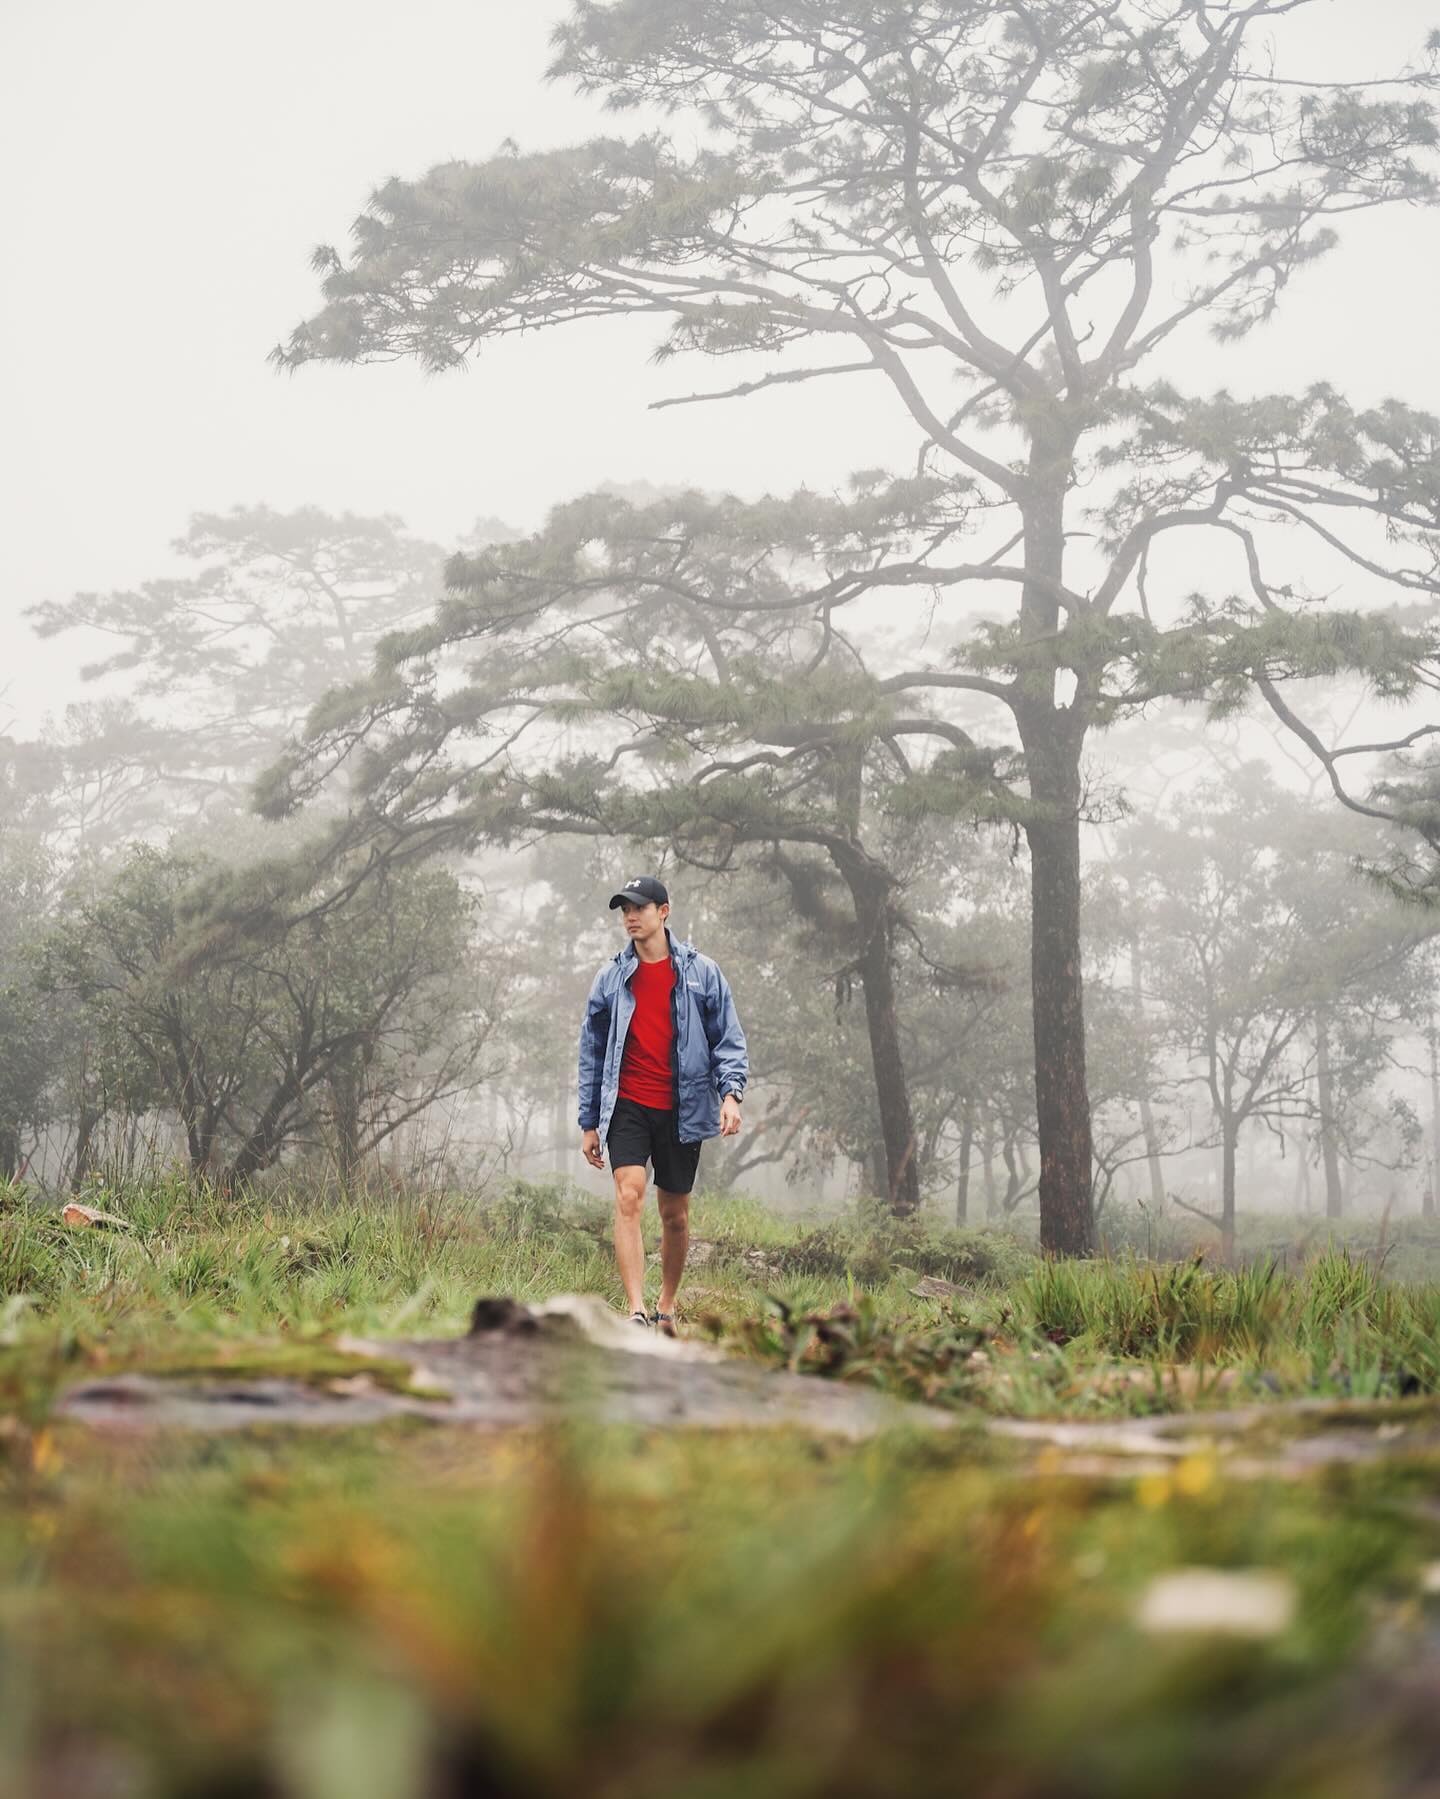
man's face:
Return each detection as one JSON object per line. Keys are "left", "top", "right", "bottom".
{"left": 618, "top": 899, "right": 666, "bottom": 937}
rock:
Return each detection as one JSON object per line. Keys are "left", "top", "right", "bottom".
{"left": 60, "top": 1203, "right": 131, "bottom": 1231}
{"left": 58, "top": 1294, "right": 956, "bottom": 1440}
{"left": 468, "top": 1297, "right": 540, "bottom": 1337}
{"left": 909, "top": 1275, "right": 969, "bottom": 1301}
{"left": 531, "top": 1293, "right": 720, "bottom": 1361}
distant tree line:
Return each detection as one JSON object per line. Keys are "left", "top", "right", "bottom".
{"left": 2, "top": 511, "right": 506, "bottom": 1191}
{"left": 2, "top": 501, "right": 1435, "bottom": 1237}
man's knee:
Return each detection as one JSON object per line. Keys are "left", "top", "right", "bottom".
{"left": 657, "top": 1190, "right": 690, "bottom": 1232}
{"left": 613, "top": 1170, "right": 647, "bottom": 1220}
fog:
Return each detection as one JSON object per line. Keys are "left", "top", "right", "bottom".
{"left": 5, "top": 0, "right": 1438, "bottom": 722}
{"left": 4, "top": 0, "right": 1440, "bottom": 1251}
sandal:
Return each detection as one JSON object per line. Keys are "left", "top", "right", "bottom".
{"left": 650, "top": 1310, "right": 677, "bottom": 1339}
{"left": 630, "top": 1309, "right": 652, "bottom": 1328}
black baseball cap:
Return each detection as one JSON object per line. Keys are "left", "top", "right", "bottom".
{"left": 608, "top": 875, "right": 670, "bottom": 910}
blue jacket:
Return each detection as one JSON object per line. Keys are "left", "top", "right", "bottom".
{"left": 578, "top": 931, "right": 748, "bottom": 1146}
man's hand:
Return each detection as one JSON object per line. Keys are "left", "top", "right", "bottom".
{"left": 719, "top": 1095, "right": 742, "bottom": 1138}
{"left": 581, "top": 1128, "right": 604, "bottom": 1169}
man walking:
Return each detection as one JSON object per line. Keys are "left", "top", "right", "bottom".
{"left": 578, "top": 875, "right": 747, "bottom": 1334}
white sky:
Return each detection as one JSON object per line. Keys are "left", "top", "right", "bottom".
{"left": 4, "top": 0, "right": 1440, "bottom": 737}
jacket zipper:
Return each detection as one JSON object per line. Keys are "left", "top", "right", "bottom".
{"left": 670, "top": 940, "right": 682, "bottom": 1124}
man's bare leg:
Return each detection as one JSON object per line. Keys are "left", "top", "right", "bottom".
{"left": 612, "top": 1165, "right": 649, "bottom": 1316}
{"left": 656, "top": 1188, "right": 690, "bottom": 1327}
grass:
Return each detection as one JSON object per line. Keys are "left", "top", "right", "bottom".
{"left": 6, "top": 1409, "right": 1440, "bottom": 1795}
{"left": 6, "top": 1176, "right": 1440, "bottom": 1419}
{"left": 1014, "top": 1250, "right": 1440, "bottom": 1399}
{"left": 6, "top": 1172, "right": 1440, "bottom": 1792}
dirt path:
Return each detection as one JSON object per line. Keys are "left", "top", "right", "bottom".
{"left": 54, "top": 1294, "right": 1440, "bottom": 1478}
{"left": 55, "top": 1293, "right": 957, "bottom": 1440}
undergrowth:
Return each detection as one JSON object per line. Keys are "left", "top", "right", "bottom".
{"left": 4, "top": 1174, "right": 1440, "bottom": 1418}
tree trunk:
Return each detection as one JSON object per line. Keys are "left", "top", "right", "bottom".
{"left": 227, "top": 1071, "right": 305, "bottom": 1187}
{"left": 955, "top": 1094, "right": 975, "bottom": 1226}
{"left": 1220, "top": 1119, "right": 1238, "bottom": 1257}
{"left": 823, "top": 838, "right": 922, "bottom": 1217}
{"left": 852, "top": 888, "right": 920, "bottom": 1216}
{"left": 1139, "top": 1099, "right": 1166, "bottom": 1210}
{"left": 164, "top": 1011, "right": 210, "bottom": 1174}
{"left": 1016, "top": 439, "right": 1093, "bottom": 1257}
{"left": 1001, "top": 1135, "right": 1036, "bottom": 1215}
{"left": 824, "top": 757, "right": 921, "bottom": 1217}
{"left": 981, "top": 1111, "right": 999, "bottom": 1220}
{"left": 0, "top": 1127, "right": 20, "bottom": 1183}
{"left": 1290, "top": 1127, "right": 1311, "bottom": 1213}
{"left": 71, "top": 1105, "right": 101, "bottom": 1191}
{"left": 1024, "top": 801, "right": 1094, "bottom": 1254}
{"left": 328, "top": 1054, "right": 363, "bottom": 1190}
{"left": 1128, "top": 937, "right": 1166, "bottom": 1210}
{"left": 1315, "top": 1009, "right": 1343, "bottom": 1221}
{"left": 1002, "top": 1135, "right": 1021, "bottom": 1212}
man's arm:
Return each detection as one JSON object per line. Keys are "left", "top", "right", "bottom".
{"left": 577, "top": 968, "right": 611, "bottom": 1133}
{"left": 703, "top": 962, "right": 748, "bottom": 1104}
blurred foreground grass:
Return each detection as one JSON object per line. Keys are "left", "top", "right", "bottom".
{"left": 5, "top": 1174, "right": 1440, "bottom": 1794}
{"left": 8, "top": 1418, "right": 1440, "bottom": 1798}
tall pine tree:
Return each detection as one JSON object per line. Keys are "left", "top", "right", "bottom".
{"left": 275, "top": 2, "right": 1440, "bottom": 1251}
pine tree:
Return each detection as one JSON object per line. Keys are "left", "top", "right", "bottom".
{"left": 275, "top": 3, "right": 1440, "bottom": 1251}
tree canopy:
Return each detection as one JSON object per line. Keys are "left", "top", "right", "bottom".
{"left": 28, "top": 507, "right": 455, "bottom": 846}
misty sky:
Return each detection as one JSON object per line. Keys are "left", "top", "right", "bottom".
{"left": 4, "top": 0, "right": 1440, "bottom": 738}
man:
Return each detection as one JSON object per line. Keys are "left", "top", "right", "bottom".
{"left": 578, "top": 875, "right": 747, "bottom": 1335}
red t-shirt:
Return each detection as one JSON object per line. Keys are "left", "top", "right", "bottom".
{"left": 618, "top": 955, "right": 677, "bottom": 1110}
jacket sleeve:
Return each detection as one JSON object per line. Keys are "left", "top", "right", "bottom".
{"left": 702, "top": 961, "right": 748, "bottom": 1099}
{"left": 577, "top": 967, "right": 611, "bottom": 1131}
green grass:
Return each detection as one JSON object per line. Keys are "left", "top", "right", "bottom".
{"left": 6, "top": 1174, "right": 1440, "bottom": 1792}
{"left": 1013, "top": 1250, "right": 1440, "bottom": 1400}
{"left": 6, "top": 1177, "right": 1440, "bottom": 1419}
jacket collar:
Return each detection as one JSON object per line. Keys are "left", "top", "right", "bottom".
{"left": 617, "top": 926, "right": 693, "bottom": 975}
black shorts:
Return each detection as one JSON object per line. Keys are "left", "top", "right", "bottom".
{"left": 606, "top": 1096, "right": 702, "bottom": 1195}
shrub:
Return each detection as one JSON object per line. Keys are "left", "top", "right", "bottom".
{"left": 773, "top": 1206, "right": 1030, "bottom": 1287}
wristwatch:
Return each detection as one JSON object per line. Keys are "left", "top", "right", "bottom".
{"left": 725, "top": 1091, "right": 743, "bottom": 1105}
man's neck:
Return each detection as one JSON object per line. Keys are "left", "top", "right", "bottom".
{"left": 633, "top": 927, "right": 670, "bottom": 964}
